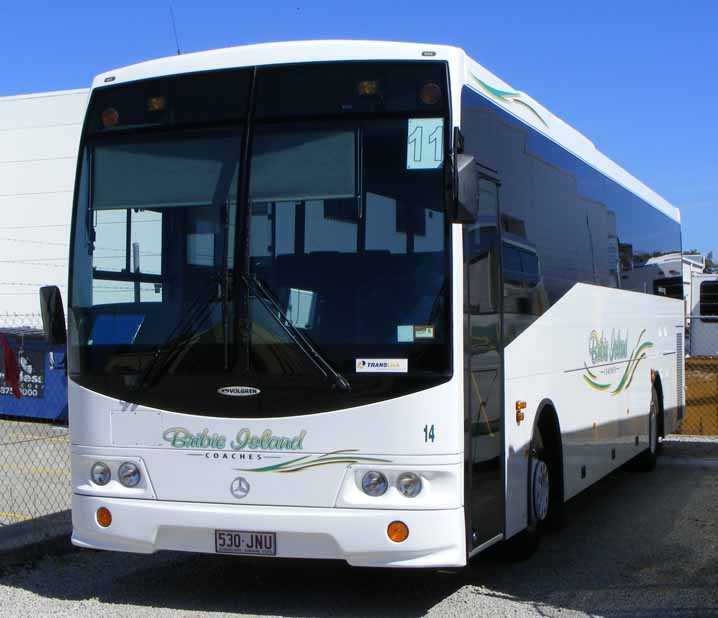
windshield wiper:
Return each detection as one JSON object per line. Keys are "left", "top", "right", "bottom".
{"left": 129, "top": 278, "right": 220, "bottom": 391}
{"left": 242, "top": 274, "right": 351, "bottom": 392}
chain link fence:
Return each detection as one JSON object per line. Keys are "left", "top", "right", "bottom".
{"left": 678, "top": 316, "right": 718, "bottom": 436}
{"left": 0, "top": 310, "right": 716, "bottom": 551}
{"left": 0, "top": 313, "right": 71, "bottom": 553}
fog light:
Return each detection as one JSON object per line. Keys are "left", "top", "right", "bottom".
{"left": 387, "top": 520, "right": 409, "bottom": 543}
{"left": 96, "top": 507, "right": 112, "bottom": 528}
{"left": 361, "top": 471, "right": 388, "bottom": 497}
{"left": 397, "top": 472, "right": 422, "bottom": 498}
{"left": 91, "top": 462, "right": 111, "bottom": 486}
{"left": 118, "top": 462, "right": 141, "bottom": 488}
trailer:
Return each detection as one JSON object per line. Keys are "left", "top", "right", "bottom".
{"left": 689, "top": 272, "right": 718, "bottom": 357}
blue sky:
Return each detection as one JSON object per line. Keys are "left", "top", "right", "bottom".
{"left": 2, "top": 0, "right": 716, "bottom": 256}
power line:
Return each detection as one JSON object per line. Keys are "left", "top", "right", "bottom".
{"left": 0, "top": 190, "right": 72, "bottom": 198}
{"left": 0, "top": 260, "right": 65, "bottom": 268}
{"left": 0, "top": 257, "right": 68, "bottom": 263}
{"left": 0, "top": 224, "right": 68, "bottom": 230}
{"left": 0, "top": 236, "right": 68, "bottom": 247}
{"left": 0, "top": 282, "right": 67, "bottom": 287}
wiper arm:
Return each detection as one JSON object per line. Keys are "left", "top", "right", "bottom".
{"left": 131, "top": 279, "right": 219, "bottom": 391}
{"left": 242, "top": 274, "right": 351, "bottom": 392}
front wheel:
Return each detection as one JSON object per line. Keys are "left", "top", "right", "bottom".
{"left": 502, "top": 431, "right": 551, "bottom": 560}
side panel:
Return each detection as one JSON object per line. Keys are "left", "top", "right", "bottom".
{"left": 458, "top": 82, "right": 683, "bottom": 539}
{"left": 502, "top": 285, "right": 682, "bottom": 536}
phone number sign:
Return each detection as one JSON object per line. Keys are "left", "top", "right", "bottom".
{"left": 0, "top": 348, "right": 45, "bottom": 399}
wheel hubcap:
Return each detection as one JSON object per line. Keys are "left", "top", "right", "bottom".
{"left": 532, "top": 459, "right": 550, "bottom": 522}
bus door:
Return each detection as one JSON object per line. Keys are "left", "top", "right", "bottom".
{"left": 463, "top": 166, "right": 504, "bottom": 551}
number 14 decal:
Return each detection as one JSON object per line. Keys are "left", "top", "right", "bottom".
{"left": 424, "top": 424, "right": 435, "bottom": 443}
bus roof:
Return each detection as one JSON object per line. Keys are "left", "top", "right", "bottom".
{"left": 91, "top": 39, "right": 679, "bottom": 224}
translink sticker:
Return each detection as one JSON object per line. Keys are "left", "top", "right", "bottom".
{"left": 355, "top": 359, "right": 408, "bottom": 373}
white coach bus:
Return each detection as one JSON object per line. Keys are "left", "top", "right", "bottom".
{"left": 40, "top": 40, "right": 684, "bottom": 568}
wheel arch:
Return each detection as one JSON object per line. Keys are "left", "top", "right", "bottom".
{"left": 652, "top": 371, "right": 666, "bottom": 438}
{"left": 532, "top": 399, "right": 565, "bottom": 505}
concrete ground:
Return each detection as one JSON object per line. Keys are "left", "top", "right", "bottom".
{"left": 0, "top": 436, "right": 717, "bottom": 618}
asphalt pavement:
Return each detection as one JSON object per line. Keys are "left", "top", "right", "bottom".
{"left": 1, "top": 436, "right": 717, "bottom": 618}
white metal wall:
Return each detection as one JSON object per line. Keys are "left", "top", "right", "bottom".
{"left": 0, "top": 89, "right": 88, "bottom": 316}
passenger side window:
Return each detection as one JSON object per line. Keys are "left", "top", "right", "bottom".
{"left": 700, "top": 282, "right": 718, "bottom": 322}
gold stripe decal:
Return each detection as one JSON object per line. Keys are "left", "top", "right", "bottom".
{"left": 234, "top": 450, "right": 392, "bottom": 474}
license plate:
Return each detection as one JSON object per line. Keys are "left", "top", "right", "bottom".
{"left": 214, "top": 530, "right": 276, "bottom": 556}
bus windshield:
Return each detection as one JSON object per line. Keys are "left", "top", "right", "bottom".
{"left": 68, "top": 62, "right": 452, "bottom": 417}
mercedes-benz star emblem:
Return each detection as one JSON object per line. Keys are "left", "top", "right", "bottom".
{"left": 230, "top": 476, "right": 250, "bottom": 499}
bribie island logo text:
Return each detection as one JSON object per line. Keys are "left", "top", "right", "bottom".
{"left": 582, "top": 328, "right": 653, "bottom": 396}
{"left": 588, "top": 329, "right": 628, "bottom": 364}
{"left": 162, "top": 427, "right": 306, "bottom": 451}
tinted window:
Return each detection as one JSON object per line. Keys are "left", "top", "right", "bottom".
{"left": 88, "top": 69, "right": 251, "bottom": 134}
{"left": 521, "top": 251, "right": 539, "bottom": 278}
{"left": 255, "top": 62, "right": 448, "bottom": 118}
{"left": 461, "top": 87, "right": 682, "bottom": 312}
{"left": 700, "top": 281, "right": 718, "bottom": 321}
{"left": 503, "top": 245, "right": 522, "bottom": 271}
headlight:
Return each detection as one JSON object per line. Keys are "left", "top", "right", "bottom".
{"left": 118, "top": 462, "right": 141, "bottom": 488}
{"left": 397, "top": 472, "right": 422, "bottom": 498}
{"left": 90, "top": 462, "right": 111, "bottom": 486}
{"left": 361, "top": 471, "right": 388, "bottom": 497}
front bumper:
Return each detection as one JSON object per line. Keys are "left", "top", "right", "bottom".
{"left": 72, "top": 494, "right": 467, "bottom": 568}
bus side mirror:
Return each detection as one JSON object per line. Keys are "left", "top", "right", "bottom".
{"left": 39, "top": 285, "right": 67, "bottom": 346}
{"left": 453, "top": 153, "right": 478, "bottom": 224}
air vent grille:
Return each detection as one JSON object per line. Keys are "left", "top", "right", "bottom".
{"left": 676, "top": 332, "right": 684, "bottom": 420}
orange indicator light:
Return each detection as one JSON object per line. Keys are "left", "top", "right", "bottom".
{"left": 516, "top": 400, "right": 527, "bottom": 425}
{"left": 96, "top": 507, "right": 112, "bottom": 528}
{"left": 387, "top": 520, "right": 409, "bottom": 543}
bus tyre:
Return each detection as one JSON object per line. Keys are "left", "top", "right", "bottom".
{"left": 503, "top": 431, "right": 551, "bottom": 560}
{"left": 633, "top": 387, "right": 660, "bottom": 472}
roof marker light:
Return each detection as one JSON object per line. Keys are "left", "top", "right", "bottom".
{"left": 420, "top": 82, "right": 442, "bottom": 105}
{"left": 101, "top": 108, "right": 119, "bottom": 128}
{"left": 147, "top": 96, "right": 166, "bottom": 112}
{"left": 357, "top": 80, "right": 379, "bottom": 96}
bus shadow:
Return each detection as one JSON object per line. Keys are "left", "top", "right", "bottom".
{"left": 3, "top": 439, "right": 717, "bottom": 617}
{"left": 468, "top": 439, "right": 718, "bottom": 616}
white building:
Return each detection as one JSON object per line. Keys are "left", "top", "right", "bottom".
{"left": 0, "top": 88, "right": 88, "bottom": 320}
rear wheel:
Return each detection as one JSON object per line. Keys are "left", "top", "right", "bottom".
{"left": 633, "top": 387, "right": 659, "bottom": 472}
